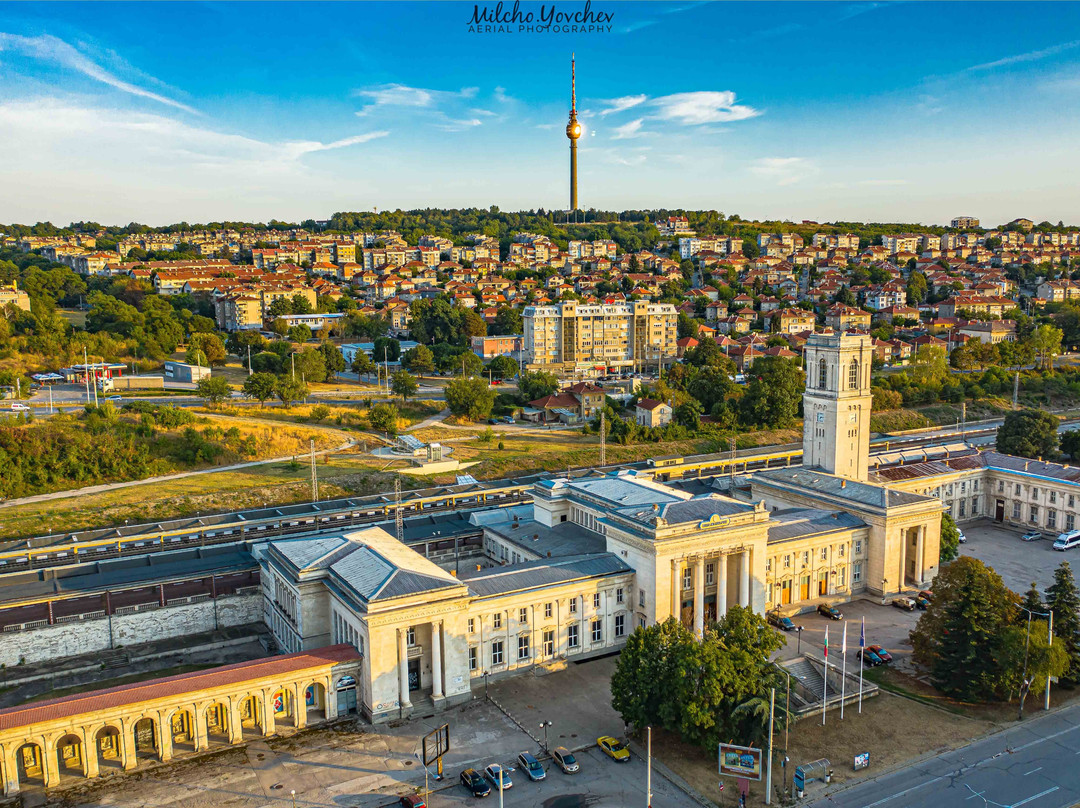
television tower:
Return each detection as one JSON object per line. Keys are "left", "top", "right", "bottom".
{"left": 565, "top": 54, "right": 581, "bottom": 213}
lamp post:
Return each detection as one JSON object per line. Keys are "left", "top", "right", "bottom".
{"left": 796, "top": 625, "right": 804, "bottom": 655}
{"left": 539, "top": 720, "right": 553, "bottom": 752}
{"left": 1017, "top": 604, "right": 1051, "bottom": 720}
{"left": 290, "top": 789, "right": 296, "bottom": 808}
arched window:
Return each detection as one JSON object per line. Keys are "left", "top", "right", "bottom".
{"left": 818, "top": 358, "right": 827, "bottom": 389}
{"left": 849, "top": 359, "right": 860, "bottom": 389}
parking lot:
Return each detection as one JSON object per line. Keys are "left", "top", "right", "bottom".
{"left": 958, "top": 519, "right": 1075, "bottom": 593}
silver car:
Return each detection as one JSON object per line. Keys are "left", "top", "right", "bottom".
{"left": 552, "top": 746, "right": 579, "bottom": 774}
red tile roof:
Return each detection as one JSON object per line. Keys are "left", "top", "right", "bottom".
{"left": 0, "top": 645, "right": 360, "bottom": 732}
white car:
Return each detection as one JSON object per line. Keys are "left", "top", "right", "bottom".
{"left": 10, "top": 402, "right": 30, "bottom": 412}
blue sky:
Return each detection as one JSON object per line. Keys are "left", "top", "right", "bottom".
{"left": 1, "top": 1, "right": 1079, "bottom": 226}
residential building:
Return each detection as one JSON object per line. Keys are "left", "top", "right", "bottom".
{"left": 635, "top": 398, "right": 672, "bottom": 428}
{"left": 471, "top": 335, "right": 524, "bottom": 360}
{"left": 824, "top": 304, "right": 872, "bottom": 332}
{"left": 950, "top": 217, "right": 980, "bottom": 229}
{"left": 0, "top": 282, "right": 31, "bottom": 312}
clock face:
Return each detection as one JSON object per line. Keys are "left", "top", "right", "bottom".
{"left": 816, "top": 412, "right": 825, "bottom": 423}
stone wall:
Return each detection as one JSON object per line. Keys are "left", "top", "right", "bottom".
{"left": 0, "top": 593, "right": 261, "bottom": 668}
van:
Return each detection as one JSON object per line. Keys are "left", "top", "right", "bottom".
{"left": 1053, "top": 530, "right": 1080, "bottom": 551}
{"left": 10, "top": 402, "right": 30, "bottom": 412}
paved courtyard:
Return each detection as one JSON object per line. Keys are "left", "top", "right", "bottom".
{"left": 958, "top": 519, "right": 1077, "bottom": 593}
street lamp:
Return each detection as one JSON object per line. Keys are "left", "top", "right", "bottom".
{"left": 290, "top": 789, "right": 296, "bottom": 808}
{"left": 539, "top": 720, "right": 553, "bottom": 752}
{"left": 1017, "top": 604, "right": 1052, "bottom": 720}
{"left": 796, "top": 626, "right": 804, "bottom": 655}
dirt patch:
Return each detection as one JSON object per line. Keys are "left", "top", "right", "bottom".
{"left": 652, "top": 690, "right": 996, "bottom": 805}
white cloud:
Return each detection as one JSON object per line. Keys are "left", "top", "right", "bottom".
{"left": 600, "top": 94, "right": 647, "bottom": 116}
{"left": 0, "top": 32, "right": 197, "bottom": 114}
{"left": 436, "top": 118, "right": 483, "bottom": 132}
{"left": 612, "top": 118, "right": 647, "bottom": 139}
{"left": 652, "top": 91, "right": 760, "bottom": 124}
{"left": 355, "top": 83, "right": 477, "bottom": 114}
{"left": 857, "top": 179, "right": 909, "bottom": 187}
{"left": 749, "top": 157, "right": 818, "bottom": 186}
{"left": 965, "top": 39, "right": 1080, "bottom": 73}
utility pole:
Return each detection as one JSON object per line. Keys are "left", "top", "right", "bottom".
{"left": 600, "top": 410, "right": 606, "bottom": 467}
{"left": 729, "top": 436, "right": 736, "bottom": 493}
{"left": 83, "top": 345, "right": 91, "bottom": 403}
{"left": 394, "top": 477, "right": 404, "bottom": 543}
{"left": 765, "top": 687, "right": 775, "bottom": 805}
{"left": 961, "top": 401, "right": 966, "bottom": 438}
{"left": 647, "top": 726, "right": 653, "bottom": 808}
{"left": 1046, "top": 609, "right": 1054, "bottom": 710}
{"left": 247, "top": 345, "right": 252, "bottom": 375}
{"left": 1013, "top": 371, "right": 1020, "bottom": 409}
{"left": 309, "top": 438, "right": 319, "bottom": 501}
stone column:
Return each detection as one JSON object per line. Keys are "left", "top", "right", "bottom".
{"left": 917, "top": 524, "right": 926, "bottom": 584}
{"left": 739, "top": 550, "right": 750, "bottom": 608}
{"left": 262, "top": 691, "right": 276, "bottom": 737}
{"left": 294, "top": 683, "right": 307, "bottom": 729}
{"left": 431, "top": 621, "right": 444, "bottom": 700}
{"left": 227, "top": 699, "right": 242, "bottom": 744}
{"left": 2, "top": 743, "right": 18, "bottom": 795}
{"left": 693, "top": 557, "right": 705, "bottom": 638}
{"left": 671, "top": 559, "right": 681, "bottom": 621}
{"left": 81, "top": 729, "right": 99, "bottom": 779}
{"left": 398, "top": 629, "right": 411, "bottom": 709}
{"left": 324, "top": 676, "right": 339, "bottom": 720}
{"left": 717, "top": 553, "right": 728, "bottom": 618}
{"left": 194, "top": 705, "right": 209, "bottom": 751}
{"left": 157, "top": 713, "right": 173, "bottom": 762}
{"left": 898, "top": 528, "right": 907, "bottom": 591}
{"left": 121, "top": 723, "right": 138, "bottom": 770}
{"left": 41, "top": 736, "right": 59, "bottom": 787}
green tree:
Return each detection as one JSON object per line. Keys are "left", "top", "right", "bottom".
{"left": 906, "top": 271, "right": 928, "bottom": 304}
{"left": 351, "top": 351, "right": 377, "bottom": 378}
{"left": 996, "top": 409, "right": 1059, "bottom": 459}
{"left": 445, "top": 377, "right": 497, "bottom": 421}
{"left": 373, "top": 336, "right": 401, "bottom": 362}
{"left": 1045, "top": 561, "right": 1080, "bottom": 683}
{"left": 910, "top": 556, "right": 1017, "bottom": 701}
{"left": 911, "top": 345, "right": 949, "bottom": 387}
{"left": 458, "top": 351, "right": 483, "bottom": 377}
{"left": 519, "top": 370, "right": 559, "bottom": 402}
{"left": 267, "top": 297, "right": 293, "bottom": 318}
{"left": 1021, "top": 581, "right": 1045, "bottom": 615}
{"left": 738, "top": 357, "right": 805, "bottom": 428}
{"left": 940, "top": 513, "right": 961, "bottom": 562}
{"left": 318, "top": 342, "right": 346, "bottom": 380}
{"left": 486, "top": 355, "right": 519, "bottom": 379}
{"left": 1061, "top": 430, "right": 1080, "bottom": 460}
{"left": 288, "top": 324, "right": 313, "bottom": 343}
{"left": 492, "top": 306, "right": 523, "bottom": 335}
{"left": 292, "top": 347, "right": 328, "bottom": 384}
{"left": 274, "top": 376, "right": 308, "bottom": 408}
{"left": 291, "top": 293, "right": 314, "bottom": 314}
{"left": 367, "top": 402, "right": 399, "bottom": 435}
{"left": 270, "top": 317, "right": 289, "bottom": 337}
{"left": 402, "top": 344, "right": 435, "bottom": 374}
{"left": 685, "top": 365, "right": 735, "bottom": 413}
{"left": 1029, "top": 324, "right": 1063, "bottom": 371}
{"left": 673, "top": 400, "right": 702, "bottom": 431}
{"left": 187, "top": 332, "right": 227, "bottom": 367}
{"left": 391, "top": 369, "right": 418, "bottom": 401}
{"left": 242, "top": 372, "right": 278, "bottom": 405}
{"left": 997, "top": 622, "right": 1068, "bottom": 704}
{"left": 610, "top": 618, "right": 691, "bottom": 733}
{"left": 196, "top": 376, "right": 230, "bottom": 407}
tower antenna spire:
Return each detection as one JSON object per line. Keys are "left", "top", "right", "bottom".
{"left": 571, "top": 53, "right": 576, "bottom": 111}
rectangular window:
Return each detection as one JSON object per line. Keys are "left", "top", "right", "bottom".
{"left": 783, "top": 555, "right": 790, "bottom": 568}
{"left": 821, "top": 547, "right": 828, "bottom": 561}
{"left": 542, "top": 630, "right": 554, "bottom": 656}
{"left": 469, "top": 646, "right": 477, "bottom": 671}
{"left": 959, "top": 499, "right": 966, "bottom": 517}
{"left": 1050, "top": 491, "right": 1057, "bottom": 504}
{"left": 568, "top": 624, "right": 579, "bottom": 649}
{"left": 467, "top": 618, "right": 475, "bottom": 634}
{"left": 1049, "top": 510, "right": 1058, "bottom": 529}
{"left": 852, "top": 562, "right": 862, "bottom": 584}
{"left": 591, "top": 619, "right": 603, "bottom": 643}
{"left": 803, "top": 551, "right": 810, "bottom": 565}
{"left": 706, "top": 564, "right": 715, "bottom": 586}
{"left": 1014, "top": 502, "right": 1021, "bottom": 519}
{"left": 593, "top": 593, "right": 601, "bottom": 609}
{"left": 1068, "top": 514, "right": 1076, "bottom": 531}
{"left": 493, "top": 612, "right": 502, "bottom": 629}
{"left": 998, "top": 480, "right": 1005, "bottom": 493}
{"left": 972, "top": 497, "right": 979, "bottom": 516}
{"left": 518, "top": 635, "right": 530, "bottom": 660}
{"left": 615, "top": 614, "right": 625, "bottom": 637}
{"left": 1032, "top": 487, "right": 1040, "bottom": 500}
{"left": 854, "top": 539, "right": 863, "bottom": 555}
{"left": 1015, "top": 484, "right": 1021, "bottom": 495}
{"left": 616, "top": 587, "right": 624, "bottom": 604}
{"left": 406, "top": 628, "right": 415, "bottom": 646}
{"left": 544, "top": 602, "right": 552, "bottom": 618}
{"left": 639, "top": 616, "right": 647, "bottom": 629}
{"left": 491, "top": 641, "right": 504, "bottom": 666}
{"left": 639, "top": 589, "right": 646, "bottom": 607}
{"left": 569, "top": 597, "right": 578, "bottom": 614}
{"left": 683, "top": 568, "right": 692, "bottom": 589}
{"left": 519, "top": 607, "right": 528, "bottom": 624}
{"left": 1031, "top": 506, "right": 1039, "bottom": 523}
{"left": 765, "top": 558, "right": 772, "bottom": 573}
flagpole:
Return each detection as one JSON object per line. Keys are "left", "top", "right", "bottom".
{"left": 822, "top": 625, "right": 828, "bottom": 726}
{"left": 841, "top": 621, "right": 848, "bottom": 720}
{"left": 858, "top": 616, "right": 865, "bottom": 714}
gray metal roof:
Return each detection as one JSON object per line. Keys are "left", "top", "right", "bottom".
{"left": 766, "top": 508, "right": 866, "bottom": 543}
{"left": 981, "top": 452, "right": 1080, "bottom": 484}
{"left": 567, "top": 474, "right": 682, "bottom": 508}
{"left": 754, "top": 468, "right": 929, "bottom": 508}
{"left": 273, "top": 536, "right": 349, "bottom": 571}
{"left": 485, "top": 520, "right": 606, "bottom": 558}
{"left": 618, "top": 494, "right": 753, "bottom": 527}
{"left": 460, "top": 553, "right": 632, "bottom": 597}
{"left": 328, "top": 546, "right": 394, "bottom": 600}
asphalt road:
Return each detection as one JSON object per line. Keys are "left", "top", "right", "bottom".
{"left": 806, "top": 700, "right": 1080, "bottom": 808}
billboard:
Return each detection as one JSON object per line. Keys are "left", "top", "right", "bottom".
{"left": 718, "top": 743, "right": 762, "bottom": 781}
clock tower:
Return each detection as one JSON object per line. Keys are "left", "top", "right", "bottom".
{"left": 802, "top": 332, "right": 874, "bottom": 482}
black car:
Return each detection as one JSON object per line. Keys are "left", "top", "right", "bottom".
{"left": 460, "top": 768, "right": 491, "bottom": 797}
{"left": 817, "top": 604, "right": 843, "bottom": 620}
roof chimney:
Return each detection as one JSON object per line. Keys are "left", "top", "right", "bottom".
{"left": 1025, "top": 461, "right": 1030, "bottom": 471}
{"left": 841, "top": 479, "right": 847, "bottom": 488}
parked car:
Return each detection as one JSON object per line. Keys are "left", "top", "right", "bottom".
{"left": 817, "top": 604, "right": 843, "bottom": 620}
{"left": 912, "top": 595, "right": 930, "bottom": 610}
{"left": 552, "top": 746, "right": 579, "bottom": 774}
{"left": 501, "top": 416, "right": 515, "bottom": 424}
{"left": 460, "top": 768, "right": 490, "bottom": 797}
{"left": 517, "top": 752, "right": 545, "bottom": 781}
{"left": 892, "top": 597, "right": 916, "bottom": 611}
{"left": 957, "top": 529, "right": 967, "bottom": 543}
{"left": 597, "top": 736, "right": 630, "bottom": 762}
{"left": 1054, "top": 530, "right": 1080, "bottom": 551}
{"left": 488, "top": 418, "right": 499, "bottom": 424}
{"left": 484, "top": 764, "right": 512, "bottom": 791}
{"left": 918, "top": 590, "right": 933, "bottom": 602}
{"left": 866, "top": 645, "right": 893, "bottom": 663}
{"left": 858, "top": 647, "right": 883, "bottom": 666}
{"left": 399, "top": 796, "right": 426, "bottom": 808}
{"left": 106, "top": 395, "right": 122, "bottom": 402}
{"left": 768, "top": 612, "right": 795, "bottom": 631}
{"left": 1022, "top": 530, "right": 1042, "bottom": 542}
{"left": 10, "top": 402, "right": 30, "bottom": 411}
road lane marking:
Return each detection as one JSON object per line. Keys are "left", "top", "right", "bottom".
{"left": 1024, "top": 767, "right": 1043, "bottom": 776}
{"left": 966, "top": 790, "right": 987, "bottom": 800}
{"left": 862, "top": 776, "right": 946, "bottom": 807}
{"left": 1012, "top": 786, "right": 1059, "bottom": 807}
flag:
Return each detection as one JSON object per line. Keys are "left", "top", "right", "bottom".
{"left": 860, "top": 615, "right": 865, "bottom": 649}
{"left": 824, "top": 625, "right": 829, "bottom": 660}
{"left": 842, "top": 622, "right": 848, "bottom": 656}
